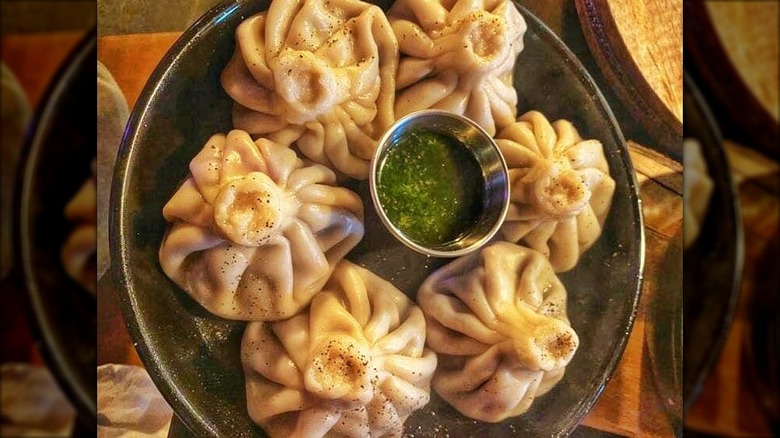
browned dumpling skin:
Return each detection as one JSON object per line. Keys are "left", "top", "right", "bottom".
{"left": 417, "top": 242, "right": 578, "bottom": 422}
{"left": 388, "top": 0, "right": 526, "bottom": 136}
{"left": 61, "top": 163, "right": 97, "bottom": 296}
{"left": 220, "top": 0, "right": 399, "bottom": 179}
{"left": 495, "top": 111, "right": 615, "bottom": 272}
{"left": 242, "top": 261, "right": 436, "bottom": 437}
{"left": 159, "top": 130, "right": 364, "bottom": 321}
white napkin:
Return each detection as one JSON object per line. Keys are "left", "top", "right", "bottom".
{"left": 0, "top": 363, "right": 75, "bottom": 437}
{"left": 97, "top": 364, "right": 173, "bottom": 438}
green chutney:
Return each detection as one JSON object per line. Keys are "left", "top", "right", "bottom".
{"left": 377, "top": 129, "right": 484, "bottom": 247}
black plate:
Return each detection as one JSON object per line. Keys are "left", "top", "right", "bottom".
{"left": 14, "top": 29, "right": 97, "bottom": 430}
{"left": 111, "top": 1, "right": 645, "bottom": 436}
{"left": 681, "top": 73, "right": 744, "bottom": 412}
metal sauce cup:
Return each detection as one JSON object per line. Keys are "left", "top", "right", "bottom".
{"left": 369, "top": 110, "right": 510, "bottom": 258}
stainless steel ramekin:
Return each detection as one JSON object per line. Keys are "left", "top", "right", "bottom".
{"left": 369, "top": 110, "right": 510, "bottom": 258}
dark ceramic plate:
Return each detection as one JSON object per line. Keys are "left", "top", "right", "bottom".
{"left": 14, "top": 30, "right": 97, "bottom": 430}
{"left": 111, "top": 1, "right": 645, "bottom": 436}
{"left": 681, "top": 73, "right": 743, "bottom": 412}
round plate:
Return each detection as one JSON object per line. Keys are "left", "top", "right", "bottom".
{"left": 681, "top": 73, "right": 744, "bottom": 412}
{"left": 15, "top": 29, "right": 97, "bottom": 429}
{"left": 111, "top": 1, "right": 645, "bottom": 436}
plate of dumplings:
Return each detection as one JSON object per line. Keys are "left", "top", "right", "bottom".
{"left": 111, "top": 0, "right": 645, "bottom": 436}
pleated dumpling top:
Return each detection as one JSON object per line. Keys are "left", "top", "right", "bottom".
{"left": 242, "top": 261, "right": 436, "bottom": 437}
{"left": 389, "top": 0, "right": 527, "bottom": 136}
{"left": 417, "top": 242, "right": 578, "bottom": 422}
{"left": 159, "top": 130, "right": 364, "bottom": 321}
{"left": 221, "top": 0, "right": 399, "bottom": 179}
{"left": 495, "top": 111, "right": 615, "bottom": 272}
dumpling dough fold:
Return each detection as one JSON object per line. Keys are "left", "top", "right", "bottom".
{"left": 388, "top": 0, "right": 526, "bottom": 135}
{"left": 495, "top": 111, "right": 615, "bottom": 272}
{"left": 417, "top": 242, "right": 578, "bottom": 422}
{"left": 159, "top": 130, "right": 364, "bottom": 320}
{"left": 221, "top": 0, "right": 399, "bottom": 179}
{"left": 242, "top": 261, "right": 436, "bottom": 437}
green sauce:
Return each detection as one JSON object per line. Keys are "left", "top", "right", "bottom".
{"left": 377, "top": 129, "right": 484, "bottom": 247}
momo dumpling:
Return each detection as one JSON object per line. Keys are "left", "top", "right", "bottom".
{"left": 683, "top": 138, "right": 712, "bottom": 249}
{"left": 242, "top": 261, "right": 437, "bottom": 437}
{"left": 159, "top": 130, "right": 364, "bottom": 321}
{"left": 388, "top": 0, "right": 526, "bottom": 135}
{"left": 61, "top": 161, "right": 97, "bottom": 296}
{"left": 220, "top": 0, "right": 399, "bottom": 179}
{"left": 417, "top": 242, "right": 578, "bottom": 422}
{"left": 495, "top": 111, "right": 615, "bottom": 272}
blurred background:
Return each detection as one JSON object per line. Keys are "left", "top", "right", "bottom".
{"left": 2, "top": 0, "right": 95, "bottom": 436}
{"left": 683, "top": 2, "right": 779, "bottom": 436}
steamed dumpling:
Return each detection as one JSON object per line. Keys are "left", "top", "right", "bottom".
{"left": 159, "top": 130, "right": 364, "bottom": 320}
{"left": 242, "top": 261, "right": 437, "bottom": 437}
{"left": 417, "top": 242, "right": 578, "bottom": 422}
{"left": 388, "top": 0, "right": 526, "bottom": 135}
{"left": 495, "top": 111, "right": 615, "bottom": 272}
{"left": 220, "top": 0, "right": 399, "bottom": 179}
{"left": 61, "top": 160, "right": 97, "bottom": 296}
{"left": 683, "top": 138, "right": 712, "bottom": 249}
